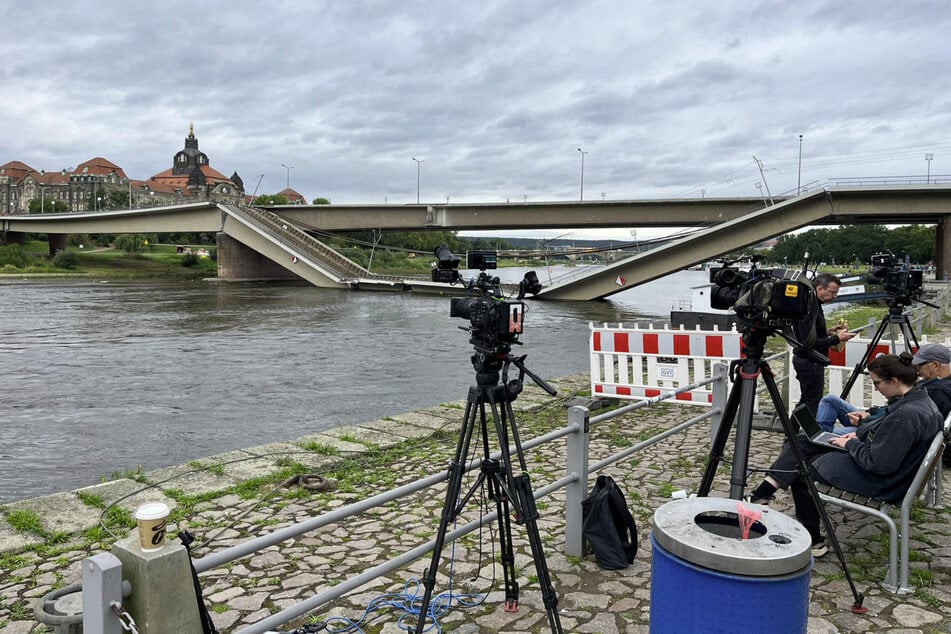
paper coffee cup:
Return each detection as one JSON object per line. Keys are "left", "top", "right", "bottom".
{"left": 134, "top": 503, "right": 170, "bottom": 552}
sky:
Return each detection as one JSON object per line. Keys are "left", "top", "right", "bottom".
{"left": 2, "top": 1, "right": 950, "bottom": 241}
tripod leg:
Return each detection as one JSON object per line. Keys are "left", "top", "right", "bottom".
{"left": 759, "top": 364, "right": 866, "bottom": 611}
{"left": 513, "top": 474, "right": 564, "bottom": 633}
{"left": 698, "top": 364, "right": 743, "bottom": 497}
{"left": 490, "top": 391, "right": 564, "bottom": 632}
{"left": 415, "top": 392, "right": 483, "bottom": 633}
{"left": 727, "top": 361, "right": 760, "bottom": 500}
{"left": 900, "top": 316, "right": 920, "bottom": 353}
{"left": 485, "top": 460, "right": 519, "bottom": 612}
{"left": 840, "top": 316, "right": 888, "bottom": 398}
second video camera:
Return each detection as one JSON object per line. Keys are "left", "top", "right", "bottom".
{"left": 868, "top": 251, "right": 923, "bottom": 297}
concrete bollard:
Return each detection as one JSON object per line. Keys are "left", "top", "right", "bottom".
{"left": 111, "top": 533, "right": 203, "bottom": 634}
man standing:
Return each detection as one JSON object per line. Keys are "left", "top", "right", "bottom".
{"left": 793, "top": 273, "right": 856, "bottom": 415}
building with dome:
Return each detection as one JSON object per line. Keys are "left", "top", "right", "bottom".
{"left": 0, "top": 125, "right": 245, "bottom": 214}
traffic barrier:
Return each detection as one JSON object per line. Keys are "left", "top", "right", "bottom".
{"left": 590, "top": 323, "right": 741, "bottom": 405}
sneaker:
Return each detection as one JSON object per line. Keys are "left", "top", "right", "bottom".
{"left": 811, "top": 540, "right": 828, "bottom": 558}
{"left": 743, "top": 494, "right": 771, "bottom": 506}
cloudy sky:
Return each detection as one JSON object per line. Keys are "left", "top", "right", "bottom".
{"left": 2, "top": 1, "right": 950, "bottom": 239}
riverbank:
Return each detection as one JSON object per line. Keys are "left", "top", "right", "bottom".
{"left": 2, "top": 365, "right": 951, "bottom": 632}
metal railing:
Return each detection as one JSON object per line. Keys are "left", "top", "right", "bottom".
{"left": 168, "top": 370, "right": 728, "bottom": 633}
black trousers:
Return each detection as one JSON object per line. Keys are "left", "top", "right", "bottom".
{"left": 793, "top": 356, "right": 825, "bottom": 417}
{"left": 767, "top": 435, "right": 834, "bottom": 537}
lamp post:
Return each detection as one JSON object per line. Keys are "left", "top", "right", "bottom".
{"left": 577, "top": 148, "right": 588, "bottom": 201}
{"left": 926, "top": 153, "right": 934, "bottom": 183}
{"left": 281, "top": 163, "right": 294, "bottom": 190}
{"left": 797, "top": 134, "right": 803, "bottom": 195}
{"left": 412, "top": 157, "right": 424, "bottom": 204}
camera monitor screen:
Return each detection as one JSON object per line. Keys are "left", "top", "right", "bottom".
{"left": 508, "top": 302, "right": 524, "bottom": 334}
{"left": 466, "top": 250, "right": 498, "bottom": 270}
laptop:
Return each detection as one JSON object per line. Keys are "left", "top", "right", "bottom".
{"left": 791, "top": 404, "right": 848, "bottom": 452}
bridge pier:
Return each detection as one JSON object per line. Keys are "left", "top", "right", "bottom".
{"left": 48, "top": 233, "right": 68, "bottom": 257}
{"left": 1, "top": 230, "right": 26, "bottom": 245}
{"left": 936, "top": 217, "right": 951, "bottom": 281}
{"left": 216, "top": 233, "right": 301, "bottom": 281}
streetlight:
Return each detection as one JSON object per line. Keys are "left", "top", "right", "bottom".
{"left": 577, "top": 148, "right": 588, "bottom": 201}
{"left": 412, "top": 157, "right": 424, "bottom": 204}
{"left": 926, "top": 153, "right": 934, "bottom": 183}
{"left": 281, "top": 163, "right": 294, "bottom": 190}
{"left": 797, "top": 134, "right": 803, "bottom": 195}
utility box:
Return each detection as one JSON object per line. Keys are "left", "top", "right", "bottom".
{"left": 650, "top": 497, "right": 813, "bottom": 634}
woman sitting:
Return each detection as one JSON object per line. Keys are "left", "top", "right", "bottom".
{"left": 748, "top": 352, "right": 942, "bottom": 556}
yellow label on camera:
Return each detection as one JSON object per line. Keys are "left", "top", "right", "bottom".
{"left": 784, "top": 284, "right": 799, "bottom": 297}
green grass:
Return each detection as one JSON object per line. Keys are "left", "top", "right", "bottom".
{"left": 5, "top": 509, "right": 44, "bottom": 535}
{"left": 76, "top": 491, "right": 106, "bottom": 508}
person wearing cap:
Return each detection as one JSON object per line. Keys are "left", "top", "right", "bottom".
{"left": 909, "top": 342, "right": 951, "bottom": 466}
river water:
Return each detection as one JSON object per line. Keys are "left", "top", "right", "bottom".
{"left": 0, "top": 266, "right": 709, "bottom": 502}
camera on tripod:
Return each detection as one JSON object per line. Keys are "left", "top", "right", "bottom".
{"left": 431, "top": 245, "right": 543, "bottom": 354}
{"left": 867, "top": 251, "right": 923, "bottom": 297}
{"left": 709, "top": 256, "right": 818, "bottom": 344}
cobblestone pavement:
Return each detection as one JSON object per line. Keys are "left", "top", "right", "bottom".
{"left": 2, "top": 374, "right": 951, "bottom": 633}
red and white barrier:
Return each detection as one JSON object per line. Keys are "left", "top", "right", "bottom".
{"left": 590, "top": 323, "right": 741, "bottom": 405}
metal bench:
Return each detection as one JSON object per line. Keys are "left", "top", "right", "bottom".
{"left": 816, "top": 419, "right": 947, "bottom": 595}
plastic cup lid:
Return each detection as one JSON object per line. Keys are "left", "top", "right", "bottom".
{"left": 134, "top": 502, "right": 170, "bottom": 521}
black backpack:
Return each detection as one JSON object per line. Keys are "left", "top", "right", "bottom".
{"left": 581, "top": 475, "right": 638, "bottom": 570}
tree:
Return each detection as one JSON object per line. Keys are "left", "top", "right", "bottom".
{"left": 28, "top": 198, "right": 68, "bottom": 213}
{"left": 312, "top": 197, "right": 331, "bottom": 204}
{"left": 252, "top": 194, "right": 289, "bottom": 205}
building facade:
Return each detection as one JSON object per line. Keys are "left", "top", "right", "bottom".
{"left": 0, "top": 125, "right": 245, "bottom": 214}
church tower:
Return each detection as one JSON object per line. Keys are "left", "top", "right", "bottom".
{"left": 172, "top": 123, "right": 210, "bottom": 176}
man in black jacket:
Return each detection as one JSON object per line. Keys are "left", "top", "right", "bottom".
{"left": 793, "top": 273, "right": 856, "bottom": 416}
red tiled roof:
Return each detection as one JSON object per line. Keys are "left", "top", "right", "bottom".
{"left": 150, "top": 165, "right": 232, "bottom": 184}
{"left": 0, "top": 160, "right": 39, "bottom": 182}
{"left": 74, "top": 157, "right": 129, "bottom": 179}
{"left": 277, "top": 188, "right": 306, "bottom": 202}
{"left": 32, "top": 171, "right": 71, "bottom": 185}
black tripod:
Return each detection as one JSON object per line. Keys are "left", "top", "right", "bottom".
{"left": 414, "top": 350, "right": 563, "bottom": 633}
{"left": 697, "top": 327, "right": 867, "bottom": 612}
{"left": 838, "top": 294, "right": 934, "bottom": 398}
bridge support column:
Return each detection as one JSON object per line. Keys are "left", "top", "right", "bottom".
{"left": 937, "top": 217, "right": 951, "bottom": 282}
{"left": 48, "top": 234, "right": 68, "bottom": 257}
{"left": 1, "top": 230, "right": 26, "bottom": 245}
{"left": 216, "top": 233, "right": 301, "bottom": 281}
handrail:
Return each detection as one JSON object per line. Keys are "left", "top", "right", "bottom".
{"left": 174, "top": 369, "right": 729, "bottom": 633}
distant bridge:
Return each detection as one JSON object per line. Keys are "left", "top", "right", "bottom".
{"left": 3, "top": 184, "right": 951, "bottom": 300}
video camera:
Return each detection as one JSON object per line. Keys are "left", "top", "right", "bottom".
{"left": 867, "top": 251, "right": 923, "bottom": 297}
{"left": 709, "top": 256, "right": 818, "bottom": 346}
{"left": 431, "top": 245, "right": 543, "bottom": 354}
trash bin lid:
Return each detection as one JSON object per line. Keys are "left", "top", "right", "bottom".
{"left": 652, "top": 497, "right": 812, "bottom": 576}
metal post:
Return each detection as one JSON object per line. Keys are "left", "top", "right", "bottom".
{"left": 564, "top": 405, "right": 590, "bottom": 557}
{"left": 797, "top": 134, "right": 803, "bottom": 195}
{"left": 577, "top": 148, "right": 588, "bottom": 201}
{"left": 710, "top": 363, "right": 728, "bottom": 449}
{"left": 83, "top": 553, "right": 124, "bottom": 634}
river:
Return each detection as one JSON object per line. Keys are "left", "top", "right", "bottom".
{"left": 0, "top": 266, "right": 710, "bottom": 502}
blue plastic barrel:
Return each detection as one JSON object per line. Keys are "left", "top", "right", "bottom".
{"left": 650, "top": 497, "right": 812, "bottom": 634}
